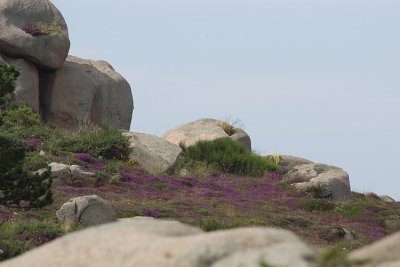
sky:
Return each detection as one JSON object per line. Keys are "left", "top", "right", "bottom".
{"left": 52, "top": 0, "right": 400, "bottom": 199}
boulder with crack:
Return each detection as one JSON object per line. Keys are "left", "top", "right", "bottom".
{"left": 0, "top": 0, "right": 70, "bottom": 69}
{"left": 56, "top": 195, "right": 116, "bottom": 228}
{"left": 285, "top": 163, "right": 351, "bottom": 201}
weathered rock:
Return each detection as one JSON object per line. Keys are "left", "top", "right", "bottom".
{"left": 56, "top": 195, "right": 116, "bottom": 228}
{"left": 69, "top": 165, "right": 96, "bottom": 187}
{"left": 48, "top": 163, "right": 96, "bottom": 186}
{"left": 0, "top": 0, "right": 70, "bottom": 69}
{"left": 122, "top": 132, "right": 182, "bottom": 174}
{"left": 285, "top": 163, "right": 351, "bottom": 201}
{"left": 0, "top": 54, "right": 40, "bottom": 113}
{"left": 385, "top": 219, "right": 400, "bottom": 232}
{"left": 278, "top": 155, "right": 314, "bottom": 172}
{"left": 117, "top": 217, "right": 204, "bottom": 236}
{"left": 211, "top": 243, "right": 314, "bottom": 267}
{"left": 48, "top": 162, "right": 70, "bottom": 184}
{"left": 349, "top": 231, "right": 400, "bottom": 267}
{"left": 381, "top": 195, "right": 396, "bottom": 203}
{"left": 163, "top": 118, "right": 251, "bottom": 150}
{"left": 40, "top": 55, "right": 133, "bottom": 131}
{"left": 324, "top": 227, "right": 354, "bottom": 242}
{"left": 0, "top": 219, "right": 316, "bottom": 267}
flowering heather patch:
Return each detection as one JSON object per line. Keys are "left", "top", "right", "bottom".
{"left": 75, "top": 153, "right": 104, "bottom": 170}
{"left": 8, "top": 167, "right": 400, "bottom": 260}
{"left": 23, "top": 138, "right": 41, "bottom": 152}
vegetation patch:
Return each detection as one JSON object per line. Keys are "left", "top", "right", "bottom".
{"left": 171, "top": 138, "right": 278, "bottom": 177}
{"left": 300, "top": 199, "right": 335, "bottom": 212}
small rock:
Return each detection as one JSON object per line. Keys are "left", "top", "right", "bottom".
{"left": 48, "top": 162, "right": 71, "bottom": 185}
{"left": 56, "top": 195, "right": 116, "bottom": 228}
{"left": 69, "top": 165, "right": 96, "bottom": 187}
{"left": 285, "top": 163, "right": 351, "bottom": 201}
{"left": 39, "top": 150, "right": 46, "bottom": 156}
{"left": 385, "top": 217, "right": 400, "bottom": 232}
{"left": 381, "top": 195, "right": 396, "bottom": 203}
{"left": 0, "top": 249, "right": 4, "bottom": 255}
{"left": 33, "top": 168, "right": 48, "bottom": 176}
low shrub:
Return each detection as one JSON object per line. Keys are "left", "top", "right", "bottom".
{"left": 218, "top": 121, "right": 236, "bottom": 136}
{"left": 45, "top": 127, "right": 131, "bottom": 160}
{"left": 69, "top": 127, "right": 128, "bottom": 159}
{"left": 172, "top": 138, "right": 278, "bottom": 177}
{"left": 198, "top": 218, "right": 226, "bottom": 231}
{"left": 23, "top": 153, "right": 49, "bottom": 171}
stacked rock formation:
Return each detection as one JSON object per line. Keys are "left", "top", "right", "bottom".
{"left": 0, "top": 0, "right": 133, "bottom": 131}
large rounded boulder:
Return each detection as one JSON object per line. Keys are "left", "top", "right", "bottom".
{"left": 0, "top": 0, "right": 70, "bottom": 69}
{"left": 40, "top": 56, "right": 134, "bottom": 130}
{"left": 0, "top": 218, "right": 316, "bottom": 267}
{"left": 123, "top": 132, "right": 182, "bottom": 174}
{"left": 285, "top": 163, "right": 351, "bottom": 201}
{"left": 163, "top": 118, "right": 251, "bottom": 150}
{"left": 0, "top": 54, "right": 40, "bottom": 113}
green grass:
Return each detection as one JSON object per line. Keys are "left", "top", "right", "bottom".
{"left": 151, "top": 182, "right": 168, "bottom": 190}
{"left": 171, "top": 138, "right": 278, "bottom": 177}
{"left": 339, "top": 204, "right": 362, "bottom": 217}
{"left": 300, "top": 199, "right": 335, "bottom": 212}
{"left": 198, "top": 218, "right": 226, "bottom": 231}
{"left": 0, "top": 217, "right": 62, "bottom": 261}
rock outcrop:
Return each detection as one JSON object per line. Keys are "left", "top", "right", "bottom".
{"left": 349, "top": 231, "right": 400, "bottom": 266}
{"left": 0, "top": 2, "right": 134, "bottom": 131}
{"left": 266, "top": 154, "right": 314, "bottom": 172}
{"left": 0, "top": 218, "right": 316, "bottom": 267}
{"left": 56, "top": 195, "right": 116, "bottom": 228}
{"left": 48, "top": 162, "right": 96, "bottom": 187}
{"left": 0, "top": 0, "right": 70, "bottom": 69}
{"left": 163, "top": 118, "right": 251, "bottom": 150}
{"left": 40, "top": 56, "right": 133, "bottom": 130}
{"left": 0, "top": 54, "right": 40, "bottom": 113}
{"left": 123, "top": 132, "right": 182, "bottom": 174}
{"left": 285, "top": 163, "right": 351, "bottom": 201}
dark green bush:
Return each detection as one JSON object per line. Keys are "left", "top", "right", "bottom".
{"left": 0, "top": 135, "right": 52, "bottom": 209}
{"left": 0, "top": 63, "right": 53, "bottom": 209}
{"left": 174, "top": 138, "right": 278, "bottom": 177}
{"left": 0, "top": 102, "right": 53, "bottom": 140}
{"left": 0, "top": 61, "right": 19, "bottom": 99}
{"left": 300, "top": 199, "right": 335, "bottom": 212}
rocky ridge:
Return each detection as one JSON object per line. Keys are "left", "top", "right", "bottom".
{"left": 0, "top": 0, "right": 133, "bottom": 131}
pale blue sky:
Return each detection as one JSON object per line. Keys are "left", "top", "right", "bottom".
{"left": 52, "top": 0, "right": 400, "bottom": 199}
